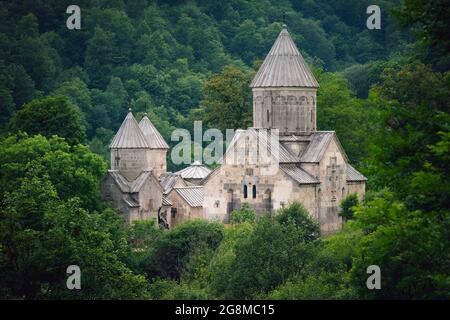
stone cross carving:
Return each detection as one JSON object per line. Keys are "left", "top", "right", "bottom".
{"left": 326, "top": 157, "right": 340, "bottom": 202}
{"left": 114, "top": 149, "right": 120, "bottom": 167}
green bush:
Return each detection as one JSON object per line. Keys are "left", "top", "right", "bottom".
{"left": 144, "top": 219, "right": 224, "bottom": 281}
{"left": 339, "top": 193, "right": 359, "bottom": 221}
{"left": 230, "top": 203, "right": 256, "bottom": 224}
{"left": 210, "top": 202, "right": 320, "bottom": 299}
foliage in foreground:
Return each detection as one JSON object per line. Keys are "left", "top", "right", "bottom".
{"left": 0, "top": 165, "right": 150, "bottom": 299}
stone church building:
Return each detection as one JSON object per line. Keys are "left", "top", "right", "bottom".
{"left": 101, "top": 25, "right": 366, "bottom": 234}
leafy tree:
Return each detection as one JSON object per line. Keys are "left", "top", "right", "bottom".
{"left": 147, "top": 278, "right": 209, "bottom": 300}
{"left": 12, "top": 14, "right": 61, "bottom": 91}
{"left": 349, "top": 193, "right": 450, "bottom": 299}
{"left": 107, "top": 76, "right": 129, "bottom": 104}
{"left": 89, "top": 127, "right": 115, "bottom": 162}
{"left": 0, "top": 165, "right": 150, "bottom": 299}
{"left": 316, "top": 69, "right": 375, "bottom": 163}
{"left": 394, "top": 0, "right": 450, "bottom": 71}
{"left": 124, "top": 219, "right": 162, "bottom": 275}
{"left": 84, "top": 27, "right": 118, "bottom": 88}
{"left": 53, "top": 77, "right": 91, "bottom": 134}
{"left": 0, "top": 60, "right": 38, "bottom": 128}
{"left": 276, "top": 202, "right": 321, "bottom": 241}
{"left": 230, "top": 203, "right": 256, "bottom": 224}
{"left": 367, "top": 62, "right": 450, "bottom": 212}
{"left": 206, "top": 222, "right": 254, "bottom": 298}
{"left": 144, "top": 219, "right": 224, "bottom": 280}
{"left": 339, "top": 193, "right": 359, "bottom": 221}
{"left": 231, "top": 19, "right": 264, "bottom": 64}
{"left": 268, "top": 231, "right": 361, "bottom": 300}
{"left": 0, "top": 134, "right": 106, "bottom": 211}
{"left": 0, "top": 88, "right": 15, "bottom": 128}
{"left": 5, "top": 63, "right": 37, "bottom": 108}
{"left": 202, "top": 65, "right": 253, "bottom": 131}
{"left": 8, "top": 96, "right": 86, "bottom": 145}
{"left": 215, "top": 202, "right": 319, "bottom": 299}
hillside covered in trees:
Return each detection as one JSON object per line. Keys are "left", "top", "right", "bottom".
{"left": 0, "top": 0, "right": 449, "bottom": 299}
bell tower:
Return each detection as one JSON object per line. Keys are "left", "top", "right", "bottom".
{"left": 109, "top": 110, "right": 169, "bottom": 181}
{"left": 109, "top": 109, "right": 152, "bottom": 181}
{"left": 250, "top": 25, "right": 319, "bottom": 136}
{"left": 138, "top": 113, "right": 169, "bottom": 178}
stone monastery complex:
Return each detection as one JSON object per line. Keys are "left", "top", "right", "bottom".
{"left": 101, "top": 25, "right": 367, "bottom": 234}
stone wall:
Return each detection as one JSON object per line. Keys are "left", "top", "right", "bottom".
{"left": 101, "top": 172, "right": 164, "bottom": 224}
{"left": 111, "top": 148, "right": 151, "bottom": 181}
{"left": 137, "top": 176, "right": 163, "bottom": 220}
{"left": 347, "top": 181, "right": 366, "bottom": 200}
{"left": 110, "top": 148, "right": 167, "bottom": 181}
{"left": 252, "top": 87, "right": 317, "bottom": 135}
{"left": 281, "top": 140, "right": 309, "bottom": 158}
{"left": 100, "top": 174, "right": 124, "bottom": 210}
{"left": 147, "top": 149, "right": 167, "bottom": 178}
{"left": 203, "top": 161, "right": 319, "bottom": 225}
{"left": 166, "top": 191, "right": 203, "bottom": 227}
{"left": 316, "top": 138, "right": 347, "bottom": 234}
{"left": 100, "top": 175, "right": 138, "bottom": 223}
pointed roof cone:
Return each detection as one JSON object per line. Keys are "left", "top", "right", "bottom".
{"left": 109, "top": 109, "right": 150, "bottom": 149}
{"left": 250, "top": 25, "right": 319, "bottom": 88}
{"left": 138, "top": 113, "right": 169, "bottom": 149}
{"left": 176, "top": 161, "right": 212, "bottom": 180}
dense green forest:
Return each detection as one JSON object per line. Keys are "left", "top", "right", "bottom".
{"left": 0, "top": 0, "right": 449, "bottom": 299}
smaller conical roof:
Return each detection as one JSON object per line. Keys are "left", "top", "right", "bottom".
{"left": 138, "top": 114, "right": 169, "bottom": 149}
{"left": 250, "top": 25, "right": 319, "bottom": 88}
{"left": 110, "top": 110, "right": 150, "bottom": 149}
{"left": 176, "top": 161, "right": 212, "bottom": 180}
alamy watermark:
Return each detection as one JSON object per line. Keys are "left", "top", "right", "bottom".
{"left": 66, "top": 265, "right": 81, "bottom": 290}
{"left": 366, "top": 265, "right": 381, "bottom": 290}
{"left": 66, "top": 5, "right": 81, "bottom": 30}
{"left": 170, "top": 121, "right": 280, "bottom": 174}
{"left": 366, "top": 5, "right": 381, "bottom": 30}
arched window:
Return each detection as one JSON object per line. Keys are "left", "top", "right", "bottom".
{"left": 252, "top": 185, "right": 257, "bottom": 198}
{"left": 243, "top": 185, "right": 248, "bottom": 198}
{"left": 266, "top": 109, "right": 270, "bottom": 123}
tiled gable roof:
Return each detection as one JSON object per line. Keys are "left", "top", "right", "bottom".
{"left": 107, "top": 170, "right": 130, "bottom": 192}
{"left": 346, "top": 164, "right": 367, "bottom": 182}
{"left": 279, "top": 164, "right": 319, "bottom": 184}
{"left": 173, "top": 186, "right": 204, "bottom": 207}
{"left": 159, "top": 172, "right": 184, "bottom": 194}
